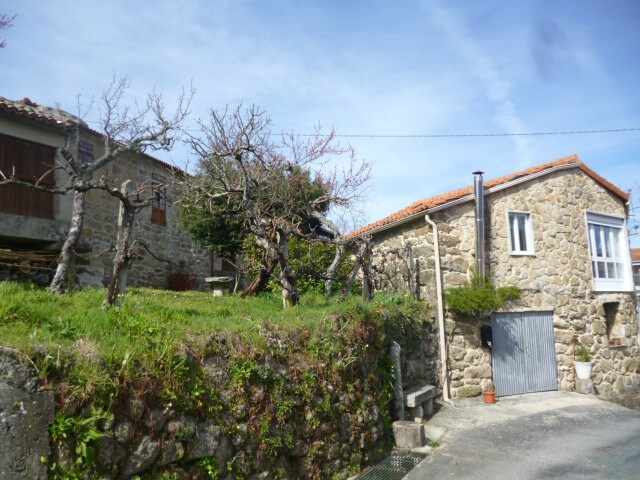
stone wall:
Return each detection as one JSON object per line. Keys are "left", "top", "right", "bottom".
{"left": 0, "top": 346, "right": 387, "bottom": 480}
{"left": 78, "top": 138, "right": 214, "bottom": 289}
{"left": 67, "top": 383, "right": 387, "bottom": 480}
{"left": 370, "top": 168, "right": 639, "bottom": 398}
{"left": 0, "top": 347, "right": 54, "bottom": 480}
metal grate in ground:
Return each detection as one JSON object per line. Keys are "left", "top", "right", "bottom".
{"left": 356, "top": 450, "right": 427, "bottom": 480}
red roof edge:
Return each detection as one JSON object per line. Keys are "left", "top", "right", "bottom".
{"left": 350, "top": 154, "right": 629, "bottom": 237}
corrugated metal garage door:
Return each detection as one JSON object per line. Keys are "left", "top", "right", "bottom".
{"left": 492, "top": 311, "right": 558, "bottom": 397}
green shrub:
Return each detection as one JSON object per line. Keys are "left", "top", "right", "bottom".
{"left": 445, "top": 275, "right": 520, "bottom": 319}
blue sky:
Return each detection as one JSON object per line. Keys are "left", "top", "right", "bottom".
{"left": 2, "top": 0, "right": 639, "bottom": 245}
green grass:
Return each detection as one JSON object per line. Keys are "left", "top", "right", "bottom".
{"left": 0, "top": 281, "right": 429, "bottom": 414}
{"left": 1, "top": 281, "right": 417, "bottom": 408}
{"left": 0, "top": 281, "right": 368, "bottom": 347}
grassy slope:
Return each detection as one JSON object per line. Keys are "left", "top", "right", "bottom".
{"left": 1, "top": 282, "right": 401, "bottom": 403}
{"left": 0, "top": 280, "right": 380, "bottom": 354}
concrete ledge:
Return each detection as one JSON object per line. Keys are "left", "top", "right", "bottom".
{"left": 405, "top": 385, "right": 436, "bottom": 408}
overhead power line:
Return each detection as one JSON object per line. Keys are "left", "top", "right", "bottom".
{"left": 289, "top": 127, "right": 640, "bottom": 138}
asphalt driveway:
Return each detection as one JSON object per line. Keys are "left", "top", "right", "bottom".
{"left": 405, "top": 391, "right": 640, "bottom": 480}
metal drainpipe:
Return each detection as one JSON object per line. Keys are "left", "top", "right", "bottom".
{"left": 424, "top": 214, "right": 453, "bottom": 406}
{"left": 473, "top": 171, "right": 486, "bottom": 278}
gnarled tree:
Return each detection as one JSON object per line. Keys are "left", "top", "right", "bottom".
{"left": 180, "top": 104, "right": 370, "bottom": 306}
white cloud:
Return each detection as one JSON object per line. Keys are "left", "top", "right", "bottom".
{"left": 423, "top": 1, "right": 535, "bottom": 166}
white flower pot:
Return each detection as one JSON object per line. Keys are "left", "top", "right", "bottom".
{"left": 575, "top": 361, "right": 593, "bottom": 380}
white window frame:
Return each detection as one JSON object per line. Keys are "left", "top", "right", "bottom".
{"left": 508, "top": 211, "right": 535, "bottom": 256}
{"left": 586, "top": 211, "right": 633, "bottom": 292}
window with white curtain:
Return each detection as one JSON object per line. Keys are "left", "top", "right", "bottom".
{"left": 508, "top": 212, "right": 535, "bottom": 255}
{"left": 587, "top": 212, "right": 632, "bottom": 291}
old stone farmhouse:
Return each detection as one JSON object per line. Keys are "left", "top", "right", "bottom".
{"left": 0, "top": 96, "right": 225, "bottom": 289}
{"left": 353, "top": 155, "right": 639, "bottom": 400}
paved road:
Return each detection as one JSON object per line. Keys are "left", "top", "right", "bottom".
{"left": 405, "top": 391, "right": 640, "bottom": 480}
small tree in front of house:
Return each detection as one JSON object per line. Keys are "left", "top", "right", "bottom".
{"left": 100, "top": 178, "right": 169, "bottom": 308}
{"left": 179, "top": 104, "right": 370, "bottom": 306}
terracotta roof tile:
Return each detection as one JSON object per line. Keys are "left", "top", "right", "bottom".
{"left": 632, "top": 248, "right": 640, "bottom": 263}
{"left": 0, "top": 96, "right": 88, "bottom": 129}
{"left": 351, "top": 154, "right": 630, "bottom": 237}
{"left": 0, "top": 96, "right": 183, "bottom": 173}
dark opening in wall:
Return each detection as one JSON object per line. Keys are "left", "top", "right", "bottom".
{"left": 603, "top": 302, "right": 619, "bottom": 338}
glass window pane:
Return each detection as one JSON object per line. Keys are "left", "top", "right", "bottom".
{"left": 597, "top": 262, "right": 606, "bottom": 278}
{"left": 518, "top": 215, "right": 527, "bottom": 251}
{"left": 615, "top": 263, "right": 624, "bottom": 279}
{"left": 602, "top": 226, "right": 612, "bottom": 257}
{"left": 610, "top": 228, "right": 620, "bottom": 258}
{"left": 607, "top": 262, "right": 616, "bottom": 278}
{"left": 594, "top": 225, "right": 603, "bottom": 257}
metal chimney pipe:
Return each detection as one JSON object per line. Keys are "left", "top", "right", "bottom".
{"left": 473, "top": 171, "right": 486, "bottom": 278}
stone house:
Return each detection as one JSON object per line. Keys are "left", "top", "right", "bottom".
{"left": 0, "top": 96, "right": 227, "bottom": 289}
{"left": 352, "top": 155, "right": 639, "bottom": 400}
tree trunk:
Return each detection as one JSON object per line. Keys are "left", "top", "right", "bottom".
{"left": 241, "top": 256, "right": 277, "bottom": 297}
{"left": 102, "top": 202, "right": 135, "bottom": 309}
{"left": 50, "top": 189, "right": 86, "bottom": 294}
{"left": 340, "top": 262, "right": 361, "bottom": 301}
{"left": 324, "top": 243, "right": 345, "bottom": 298}
{"left": 103, "top": 183, "right": 136, "bottom": 308}
{"left": 276, "top": 232, "right": 299, "bottom": 307}
{"left": 362, "top": 259, "right": 373, "bottom": 301}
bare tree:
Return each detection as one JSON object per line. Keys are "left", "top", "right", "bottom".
{"left": 0, "top": 13, "right": 15, "bottom": 48}
{"left": 340, "top": 235, "right": 374, "bottom": 301}
{"left": 181, "top": 104, "right": 370, "bottom": 306}
{"left": 0, "top": 77, "right": 193, "bottom": 293}
{"left": 101, "top": 179, "right": 165, "bottom": 308}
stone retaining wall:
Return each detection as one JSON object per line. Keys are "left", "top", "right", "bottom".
{"left": 0, "top": 347, "right": 54, "bottom": 480}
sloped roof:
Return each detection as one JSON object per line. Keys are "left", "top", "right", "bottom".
{"left": 632, "top": 248, "right": 640, "bottom": 263}
{"left": 0, "top": 96, "right": 88, "bottom": 129}
{"left": 351, "top": 154, "right": 629, "bottom": 237}
{"left": 0, "top": 96, "right": 182, "bottom": 173}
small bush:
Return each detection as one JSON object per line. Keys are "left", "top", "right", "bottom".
{"left": 445, "top": 275, "right": 520, "bottom": 319}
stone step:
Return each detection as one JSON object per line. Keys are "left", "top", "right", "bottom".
{"left": 392, "top": 421, "right": 426, "bottom": 449}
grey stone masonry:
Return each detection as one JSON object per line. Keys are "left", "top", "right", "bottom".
{"left": 0, "top": 347, "right": 54, "bottom": 480}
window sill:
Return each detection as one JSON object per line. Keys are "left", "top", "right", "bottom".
{"left": 592, "top": 286, "right": 634, "bottom": 293}
{"left": 510, "top": 252, "right": 536, "bottom": 257}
